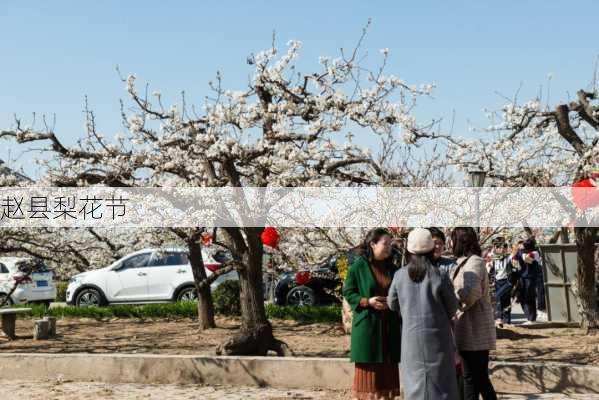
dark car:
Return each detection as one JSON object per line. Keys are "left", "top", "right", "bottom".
{"left": 274, "top": 251, "right": 361, "bottom": 306}
{"left": 274, "top": 244, "right": 405, "bottom": 306}
{"left": 274, "top": 267, "right": 339, "bottom": 306}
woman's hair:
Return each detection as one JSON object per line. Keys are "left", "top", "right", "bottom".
{"left": 523, "top": 237, "right": 538, "bottom": 252}
{"left": 451, "top": 227, "right": 482, "bottom": 258}
{"left": 356, "top": 227, "right": 392, "bottom": 265}
{"left": 427, "top": 227, "right": 446, "bottom": 243}
{"left": 406, "top": 251, "right": 435, "bottom": 282}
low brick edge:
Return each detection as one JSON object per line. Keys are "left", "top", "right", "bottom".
{"left": 0, "top": 353, "right": 598, "bottom": 394}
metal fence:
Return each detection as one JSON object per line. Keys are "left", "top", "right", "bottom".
{"left": 539, "top": 244, "right": 598, "bottom": 323}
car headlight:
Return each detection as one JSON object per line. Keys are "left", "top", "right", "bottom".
{"left": 69, "top": 276, "right": 81, "bottom": 284}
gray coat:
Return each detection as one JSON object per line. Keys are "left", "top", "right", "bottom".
{"left": 388, "top": 263, "right": 459, "bottom": 400}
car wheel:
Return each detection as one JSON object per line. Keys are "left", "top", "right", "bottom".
{"left": 75, "top": 288, "right": 104, "bottom": 307}
{"left": 177, "top": 287, "right": 198, "bottom": 302}
{"left": 286, "top": 286, "right": 316, "bottom": 306}
{"left": 0, "top": 293, "right": 13, "bottom": 306}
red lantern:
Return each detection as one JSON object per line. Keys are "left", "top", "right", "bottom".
{"left": 261, "top": 227, "right": 280, "bottom": 249}
{"left": 201, "top": 232, "right": 213, "bottom": 246}
{"left": 571, "top": 178, "right": 599, "bottom": 211}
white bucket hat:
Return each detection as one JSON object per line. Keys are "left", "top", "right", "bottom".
{"left": 407, "top": 228, "right": 435, "bottom": 255}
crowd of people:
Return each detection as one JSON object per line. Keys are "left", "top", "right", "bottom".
{"left": 342, "top": 227, "right": 546, "bottom": 400}
{"left": 484, "top": 235, "right": 545, "bottom": 326}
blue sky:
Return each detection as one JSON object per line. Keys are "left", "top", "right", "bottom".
{"left": 1, "top": 1, "right": 598, "bottom": 177}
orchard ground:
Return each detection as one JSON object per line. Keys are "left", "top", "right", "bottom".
{"left": 2, "top": 303, "right": 599, "bottom": 399}
{"left": 1, "top": 308, "right": 598, "bottom": 365}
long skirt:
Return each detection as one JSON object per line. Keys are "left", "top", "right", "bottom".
{"left": 353, "top": 363, "right": 400, "bottom": 400}
{"left": 352, "top": 317, "right": 400, "bottom": 400}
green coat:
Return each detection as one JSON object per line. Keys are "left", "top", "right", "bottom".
{"left": 342, "top": 256, "right": 401, "bottom": 363}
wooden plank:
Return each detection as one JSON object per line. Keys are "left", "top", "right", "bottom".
{"left": 0, "top": 308, "right": 32, "bottom": 314}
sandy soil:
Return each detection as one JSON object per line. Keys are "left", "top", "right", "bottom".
{"left": 494, "top": 325, "right": 599, "bottom": 365}
{"left": 0, "top": 380, "right": 348, "bottom": 400}
{"left": 1, "top": 317, "right": 599, "bottom": 365}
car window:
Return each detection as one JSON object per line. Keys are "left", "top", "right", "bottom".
{"left": 148, "top": 252, "right": 189, "bottom": 267}
{"left": 35, "top": 262, "right": 50, "bottom": 273}
{"left": 212, "top": 250, "right": 231, "bottom": 263}
{"left": 0, "top": 263, "right": 9, "bottom": 274}
{"left": 120, "top": 253, "right": 151, "bottom": 270}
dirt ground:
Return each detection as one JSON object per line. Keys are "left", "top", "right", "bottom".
{"left": 0, "top": 380, "right": 347, "bottom": 400}
{"left": 2, "top": 380, "right": 597, "bottom": 400}
{"left": 1, "top": 317, "right": 599, "bottom": 365}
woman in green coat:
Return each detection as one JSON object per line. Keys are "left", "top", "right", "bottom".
{"left": 342, "top": 228, "right": 402, "bottom": 400}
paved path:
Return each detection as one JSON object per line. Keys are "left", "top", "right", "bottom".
{"left": 1, "top": 380, "right": 598, "bottom": 399}
{"left": 500, "top": 302, "right": 549, "bottom": 325}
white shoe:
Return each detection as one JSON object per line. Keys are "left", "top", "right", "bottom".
{"left": 537, "top": 311, "right": 548, "bottom": 322}
{"left": 522, "top": 320, "right": 535, "bottom": 325}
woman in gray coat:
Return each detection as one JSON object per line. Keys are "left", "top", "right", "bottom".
{"left": 388, "top": 228, "right": 459, "bottom": 400}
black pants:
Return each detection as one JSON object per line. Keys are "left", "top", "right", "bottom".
{"left": 495, "top": 279, "right": 512, "bottom": 324}
{"left": 460, "top": 350, "right": 497, "bottom": 400}
{"left": 520, "top": 278, "right": 537, "bottom": 321}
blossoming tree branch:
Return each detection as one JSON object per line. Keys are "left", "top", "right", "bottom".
{"left": 0, "top": 25, "right": 440, "bottom": 353}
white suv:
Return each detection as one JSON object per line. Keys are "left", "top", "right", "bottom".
{"left": 66, "top": 248, "right": 238, "bottom": 307}
{"left": 0, "top": 257, "right": 57, "bottom": 306}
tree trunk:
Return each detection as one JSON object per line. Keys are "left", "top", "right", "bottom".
{"left": 574, "top": 227, "right": 599, "bottom": 330}
{"left": 595, "top": 245, "right": 599, "bottom": 288}
{"left": 548, "top": 228, "right": 570, "bottom": 244}
{"left": 187, "top": 231, "right": 215, "bottom": 330}
{"left": 216, "top": 227, "right": 292, "bottom": 356}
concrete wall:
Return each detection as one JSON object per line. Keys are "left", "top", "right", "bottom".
{"left": 0, "top": 354, "right": 353, "bottom": 390}
{"left": 1, "top": 353, "right": 598, "bottom": 394}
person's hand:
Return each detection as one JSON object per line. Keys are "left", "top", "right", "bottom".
{"left": 368, "top": 296, "right": 387, "bottom": 310}
{"left": 523, "top": 252, "right": 535, "bottom": 264}
{"left": 378, "top": 296, "right": 389, "bottom": 310}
